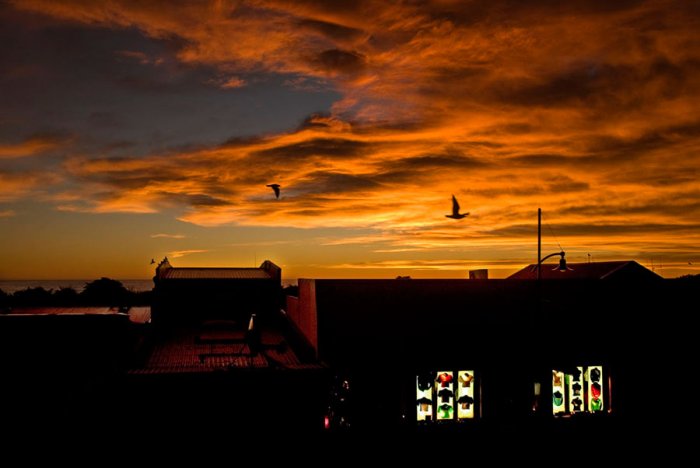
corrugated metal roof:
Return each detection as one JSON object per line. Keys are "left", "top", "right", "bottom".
{"left": 162, "top": 268, "right": 272, "bottom": 280}
{"left": 507, "top": 261, "right": 660, "bottom": 280}
{"left": 134, "top": 325, "right": 302, "bottom": 373}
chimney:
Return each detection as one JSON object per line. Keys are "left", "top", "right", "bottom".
{"left": 469, "top": 269, "right": 488, "bottom": 280}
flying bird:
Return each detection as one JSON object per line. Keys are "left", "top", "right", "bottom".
{"left": 266, "top": 183, "right": 281, "bottom": 199}
{"left": 150, "top": 258, "right": 156, "bottom": 265}
{"left": 445, "top": 195, "right": 469, "bottom": 219}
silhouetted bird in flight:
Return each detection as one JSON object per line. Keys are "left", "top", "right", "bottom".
{"left": 150, "top": 258, "right": 156, "bottom": 265}
{"left": 266, "top": 184, "right": 281, "bottom": 199}
{"left": 445, "top": 195, "right": 469, "bottom": 219}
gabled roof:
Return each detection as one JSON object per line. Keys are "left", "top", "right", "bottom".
{"left": 160, "top": 268, "right": 272, "bottom": 280}
{"left": 507, "top": 260, "right": 661, "bottom": 280}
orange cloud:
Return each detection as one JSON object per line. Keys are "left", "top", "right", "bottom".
{"left": 168, "top": 249, "right": 209, "bottom": 259}
{"left": 8, "top": 0, "right": 700, "bottom": 274}
{"left": 0, "top": 134, "right": 68, "bottom": 159}
{"left": 217, "top": 76, "right": 246, "bottom": 89}
{"left": 151, "top": 233, "right": 186, "bottom": 239}
{"left": 0, "top": 170, "right": 60, "bottom": 202}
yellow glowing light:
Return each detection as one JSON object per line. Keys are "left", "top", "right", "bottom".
{"left": 435, "top": 370, "right": 455, "bottom": 421}
{"left": 568, "top": 366, "right": 584, "bottom": 413}
{"left": 456, "top": 370, "right": 475, "bottom": 419}
{"left": 552, "top": 370, "right": 566, "bottom": 415}
{"left": 416, "top": 374, "right": 434, "bottom": 422}
{"left": 587, "top": 366, "right": 604, "bottom": 413}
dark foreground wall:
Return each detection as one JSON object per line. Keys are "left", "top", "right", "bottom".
{"left": 152, "top": 278, "right": 281, "bottom": 324}
{"left": 296, "top": 279, "right": 682, "bottom": 433}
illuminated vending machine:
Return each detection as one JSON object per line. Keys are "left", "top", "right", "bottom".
{"left": 587, "top": 366, "right": 604, "bottom": 413}
{"left": 456, "top": 370, "right": 475, "bottom": 419}
{"left": 552, "top": 365, "right": 606, "bottom": 415}
{"left": 552, "top": 370, "right": 566, "bottom": 415}
{"left": 416, "top": 372, "right": 435, "bottom": 422}
{"left": 568, "top": 366, "right": 584, "bottom": 414}
{"left": 435, "top": 371, "right": 455, "bottom": 421}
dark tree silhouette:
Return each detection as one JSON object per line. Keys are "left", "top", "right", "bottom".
{"left": 129, "top": 289, "right": 153, "bottom": 306}
{"left": 81, "top": 278, "right": 129, "bottom": 306}
{"left": 54, "top": 287, "right": 80, "bottom": 306}
{"left": 0, "top": 288, "right": 8, "bottom": 309}
{"left": 12, "top": 287, "right": 54, "bottom": 306}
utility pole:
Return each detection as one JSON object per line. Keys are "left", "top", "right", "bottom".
{"left": 537, "top": 207, "right": 542, "bottom": 281}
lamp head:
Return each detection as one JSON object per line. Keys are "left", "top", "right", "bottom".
{"left": 557, "top": 251, "right": 567, "bottom": 271}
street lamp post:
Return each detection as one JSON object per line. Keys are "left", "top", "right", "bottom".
{"left": 532, "top": 208, "right": 568, "bottom": 416}
{"left": 536, "top": 208, "right": 567, "bottom": 280}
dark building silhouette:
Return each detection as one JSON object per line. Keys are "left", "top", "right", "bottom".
{"left": 286, "top": 262, "right": 672, "bottom": 436}
{"left": 130, "top": 258, "right": 326, "bottom": 434}
{"left": 1, "top": 258, "right": 687, "bottom": 442}
{"left": 1, "top": 262, "right": 326, "bottom": 437}
{"left": 469, "top": 269, "right": 488, "bottom": 279}
{"left": 0, "top": 308, "right": 140, "bottom": 433}
{"left": 152, "top": 257, "right": 281, "bottom": 323}
{"left": 508, "top": 260, "right": 662, "bottom": 281}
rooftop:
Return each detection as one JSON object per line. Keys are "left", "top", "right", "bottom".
{"left": 507, "top": 260, "right": 661, "bottom": 280}
{"left": 6, "top": 306, "right": 151, "bottom": 324}
{"left": 132, "top": 319, "right": 310, "bottom": 374}
{"left": 7, "top": 307, "right": 122, "bottom": 315}
{"left": 160, "top": 268, "right": 273, "bottom": 280}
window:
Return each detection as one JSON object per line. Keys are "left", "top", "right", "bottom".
{"left": 416, "top": 370, "right": 477, "bottom": 422}
{"left": 552, "top": 365, "right": 607, "bottom": 416}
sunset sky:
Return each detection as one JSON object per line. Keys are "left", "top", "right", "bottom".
{"left": 1, "top": 0, "right": 699, "bottom": 280}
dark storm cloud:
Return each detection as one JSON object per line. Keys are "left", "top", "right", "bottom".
{"left": 508, "top": 154, "right": 578, "bottom": 167}
{"left": 291, "top": 171, "right": 381, "bottom": 195}
{"left": 87, "top": 112, "right": 123, "bottom": 129}
{"left": 3, "top": 0, "right": 700, "bottom": 273}
{"left": 508, "top": 121, "right": 700, "bottom": 170}
{"left": 314, "top": 49, "right": 366, "bottom": 75}
{"left": 617, "top": 166, "right": 699, "bottom": 187}
{"left": 373, "top": 152, "right": 492, "bottom": 185}
{"left": 467, "top": 176, "right": 590, "bottom": 199}
{"left": 429, "top": 0, "right": 648, "bottom": 22}
{"left": 394, "top": 154, "right": 489, "bottom": 170}
{"left": 487, "top": 221, "right": 700, "bottom": 238}
{"left": 252, "top": 137, "right": 373, "bottom": 160}
{"left": 169, "top": 193, "right": 232, "bottom": 207}
{"left": 298, "top": 19, "right": 366, "bottom": 43}
{"left": 557, "top": 198, "right": 700, "bottom": 218}
{"left": 498, "top": 57, "right": 695, "bottom": 109}
{"left": 0, "top": 2, "right": 340, "bottom": 162}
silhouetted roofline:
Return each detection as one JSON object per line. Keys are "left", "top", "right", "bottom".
{"left": 507, "top": 260, "right": 661, "bottom": 280}
{"left": 155, "top": 260, "right": 281, "bottom": 281}
{"left": 161, "top": 268, "right": 273, "bottom": 280}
